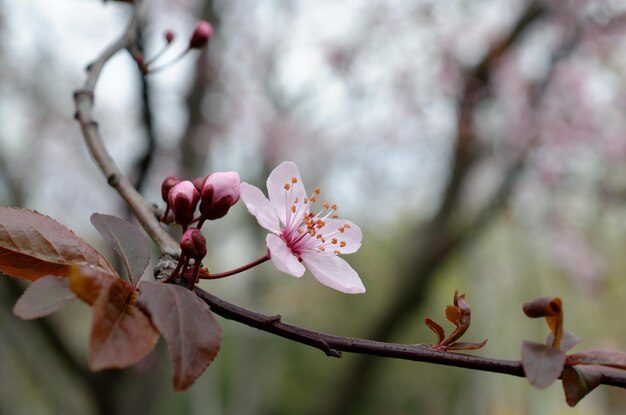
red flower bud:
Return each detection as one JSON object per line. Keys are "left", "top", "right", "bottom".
{"left": 189, "top": 21, "right": 213, "bottom": 49}
{"left": 200, "top": 171, "right": 240, "bottom": 220}
{"left": 161, "top": 175, "right": 180, "bottom": 203}
{"left": 168, "top": 181, "right": 200, "bottom": 226}
{"left": 180, "top": 228, "right": 207, "bottom": 260}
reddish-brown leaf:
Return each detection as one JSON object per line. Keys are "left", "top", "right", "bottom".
{"left": 566, "top": 350, "right": 626, "bottom": 369}
{"left": 523, "top": 297, "right": 563, "bottom": 349}
{"left": 521, "top": 340, "right": 566, "bottom": 388}
{"left": 547, "top": 330, "right": 583, "bottom": 352}
{"left": 446, "top": 340, "right": 488, "bottom": 351}
{"left": 90, "top": 213, "right": 150, "bottom": 286}
{"left": 88, "top": 275, "right": 158, "bottom": 370}
{"left": 561, "top": 365, "right": 603, "bottom": 407}
{"left": 424, "top": 318, "right": 445, "bottom": 345}
{"left": 442, "top": 290, "right": 471, "bottom": 346}
{"left": 522, "top": 297, "right": 562, "bottom": 318}
{"left": 12, "top": 275, "right": 77, "bottom": 320}
{"left": 139, "top": 281, "right": 221, "bottom": 391}
{"left": 69, "top": 265, "right": 121, "bottom": 305}
{"left": 0, "top": 207, "right": 115, "bottom": 281}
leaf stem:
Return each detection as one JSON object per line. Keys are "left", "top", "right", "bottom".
{"left": 200, "top": 254, "right": 270, "bottom": 280}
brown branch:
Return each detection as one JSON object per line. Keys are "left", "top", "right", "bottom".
{"left": 187, "top": 285, "right": 626, "bottom": 388}
{"left": 72, "top": 0, "right": 626, "bottom": 403}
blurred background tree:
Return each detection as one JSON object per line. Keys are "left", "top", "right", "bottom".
{"left": 2, "top": 0, "right": 626, "bottom": 414}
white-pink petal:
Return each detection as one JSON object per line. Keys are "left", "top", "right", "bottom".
{"left": 321, "top": 219, "right": 362, "bottom": 254}
{"left": 266, "top": 234, "right": 305, "bottom": 277}
{"left": 266, "top": 161, "right": 307, "bottom": 226}
{"left": 301, "top": 252, "right": 365, "bottom": 294}
{"left": 240, "top": 183, "right": 281, "bottom": 234}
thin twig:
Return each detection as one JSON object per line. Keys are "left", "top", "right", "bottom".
{"left": 73, "top": 0, "right": 178, "bottom": 257}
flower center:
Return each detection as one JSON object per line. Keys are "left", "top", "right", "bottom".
{"left": 280, "top": 178, "right": 348, "bottom": 257}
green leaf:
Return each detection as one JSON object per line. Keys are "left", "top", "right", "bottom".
{"left": 0, "top": 207, "right": 115, "bottom": 281}
{"left": 521, "top": 341, "right": 566, "bottom": 388}
{"left": 139, "top": 281, "right": 221, "bottom": 391}
{"left": 90, "top": 213, "right": 150, "bottom": 286}
{"left": 12, "top": 275, "right": 77, "bottom": 319}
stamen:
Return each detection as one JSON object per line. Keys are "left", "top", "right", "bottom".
{"left": 340, "top": 241, "right": 346, "bottom": 247}
{"left": 319, "top": 247, "right": 325, "bottom": 252}
{"left": 310, "top": 196, "right": 317, "bottom": 203}
{"left": 338, "top": 226, "right": 345, "bottom": 233}
{"left": 344, "top": 224, "right": 351, "bottom": 228}
{"left": 332, "top": 238, "right": 338, "bottom": 244}
{"left": 294, "top": 197, "right": 299, "bottom": 203}
{"left": 323, "top": 203, "right": 329, "bottom": 209}
{"left": 284, "top": 183, "right": 291, "bottom": 190}
{"left": 292, "top": 177, "right": 298, "bottom": 184}
{"left": 304, "top": 198, "right": 308, "bottom": 204}
{"left": 314, "top": 187, "right": 321, "bottom": 195}
{"left": 291, "top": 205, "right": 296, "bottom": 213}
{"left": 331, "top": 204, "right": 337, "bottom": 210}
{"left": 331, "top": 215, "right": 339, "bottom": 219}
{"left": 333, "top": 250, "right": 340, "bottom": 255}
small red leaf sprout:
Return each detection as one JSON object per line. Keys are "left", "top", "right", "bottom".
{"left": 522, "top": 296, "right": 626, "bottom": 406}
{"left": 424, "top": 290, "right": 487, "bottom": 351}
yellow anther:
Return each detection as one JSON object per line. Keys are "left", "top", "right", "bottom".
{"left": 319, "top": 246, "right": 325, "bottom": 252}
{"left": 340, "top": 241, "right": 346, "bottom": 247}
{"left": 332, "top": 238, "right": 338, "bottom": 244}
{"left": 344, "top": 224, "right": 351, "bottom": 229}
{"left": 331, "top": 204, "right": 337, "bottom": 210}
{"left": 333, "top": 250, "right": 340, "bottom": 255}
{"left": 314, "top": 187, "right": 321, "bottom": 195}
{"left": 292, "top": 177, "right": 298, "bottom": 184}
{"left": 310, "top": 196, "right": 317, "bottom": 203}
{"left": 323, "top": 203, "right": 329, "bottom": 209}
{"left": 284, "top": 183, "right": 291, "bottom": 190}
{"left": 338, "top": 226, "right": 345, "bottom": 233}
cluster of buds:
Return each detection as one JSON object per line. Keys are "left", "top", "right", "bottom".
{"left": 161, "top": 172, "right": 240, "bottom": 285}
{"left": 161, "top": 171, "right": 240, "bottom": 230}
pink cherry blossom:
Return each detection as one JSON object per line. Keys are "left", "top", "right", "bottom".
{"left": 240, "top": 161, "right": 365, "bottom": 294}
